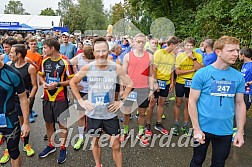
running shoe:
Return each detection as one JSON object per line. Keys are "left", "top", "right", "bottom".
{"left": 74, "top": 138, "right": 84, "bottom": 150}
{"left": 32, "top": 110, "right": 38, "bottom": 117}
{"left": 154, "top": 124, "right": 169, "bottom": 135}
{"left": 57, "top": 148, "right": 67, "bottom": 164}
{"left": 181, "top": 125, "right": 190, "bottom": 136}
{"left": 39, "top": 146, "right": 56, "bottom": 158}
{"left": 169, "top": 97, "right": 176, "bottom": 101}
{"left": 172, "top": 124, "right": 179, "bottom": 136}
{"left": 0, "top": 149, "right": 9, "bottom": 164}
{"left": 120, "top": 133, "right": 130, "bottom": 143}
{"left": 145, "top": 124, "right": 152, "bottom": 136}
{"left": 29, "top": 112, "right": 35, "bottom": 123}
{"left": 136, "top": 133, "right": 149, "bottom": 146}
{"left": 23, "top": 144, "right": 35, "bottom": 157}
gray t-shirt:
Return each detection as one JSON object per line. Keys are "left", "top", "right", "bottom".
{"left": 85, "top": 61, "right": 117, "bottom": 119}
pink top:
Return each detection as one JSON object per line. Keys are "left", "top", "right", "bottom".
{"left": 127, "top": 51, "right": 150, "bottom": 88}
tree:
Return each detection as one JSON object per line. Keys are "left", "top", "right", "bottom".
{"left": 111, "top": 3, "right": 125, "bottom": 25}
{"left": 4, "top": 0, "right": 26, "bottom": 14}
{"left": 62, "top": 0, "right": 107, "bottom": 33}
{"left": 40, "top": 8, "right": 56, "bottom": 16}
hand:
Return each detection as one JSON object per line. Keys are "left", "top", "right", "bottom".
{"left": 193, "top": 129, "right": 205, "bottom": 144}
{"left": 77, "top": 84, "right": 84, "bottom": 91}
{"left": 233, "top": 132, "right": 244, "bottom": 147}
{"left": 46, "top": 82, "right": 58, "bottom": 90}
{"left": 21, "top": 123, "right": 30, "bottom": 137}
{"left": 78, "top": 99, "right": 94, "bottom": 111}
{"left": 169, "top": 83, "right": 174, "bottom": 93}
{"left": 108, "top": 101, "right": 123, "bottom": 113}
{"left": 43, "top": 82, "right": 48, "bottom": 89}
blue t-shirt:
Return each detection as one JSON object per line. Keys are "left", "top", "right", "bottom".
{"left": 241, "top": 62, "right": 252, "bottom": 94}
{"left": 191, "top": 65, "right": 245, "bottom": 135}
{"left": 59, "top": 43, "right": 77, "bottom": 59}
{"left": 109, "top": 53, "right": 117, "bottom": 62}
{"left": 203, "top": 51, "right": 217, "bottom": 66}
{"left": 3, "top": 54, "right": 11, "bottom": 64}
{"left": 195, "top": 48, "right": 205, "bottom": 58}
{"left": 119, "top": 43, "right": 131, "bottom": 63}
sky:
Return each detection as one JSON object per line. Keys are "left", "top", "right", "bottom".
{"left": 0, "top": 0, "right": 123, "bottom": 15}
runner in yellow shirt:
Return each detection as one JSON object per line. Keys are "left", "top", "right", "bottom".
{"left": 173, "top": 37, "right": 203, "bottom": 136}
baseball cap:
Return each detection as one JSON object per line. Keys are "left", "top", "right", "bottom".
{"left": 83, "top": 40, "right": 92, "bottom": 46}
{"left": 62, "top": 32, "right": 69, "bottom": 37}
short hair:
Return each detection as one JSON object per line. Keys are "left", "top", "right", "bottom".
{"left": 12, "top": 44, "right": 27, "bottom": 58}
{"left": 93, "top": 36, "right": 109, "bottom": 50}
{"left": 134, "top": 33, "right": 146, "bottom": 41}
{"left": 43, "top": 38, "right": 60, "bottom": 51}
{"left": 111, "top": 44, "right": 121, "bottom": 52}
{"left": 166, "top": 36, "right": 180, "bottom": 46}
{"left": 3, "top": 37, "right": 18, "bottom": 46}
{"left": 28, "top": 37, "right": 37, "bottom": 43}
{"left": 184, "top": 37, "right": 196, "bottom": 46}
{"left": 240, "top": 48, "right": 252, "bottom": 58}
{"left": 204, "top": 39, "right": 214, "bottom": 49}
{"left": 84, "top": 45, "right": 94, "bottom": 60}
{"left": 214, "top": 36, "right": 240, "bottom": 51}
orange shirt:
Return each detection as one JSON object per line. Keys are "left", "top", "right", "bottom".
{"left": 26, "top": 50, "right": 42, "bottom": 70}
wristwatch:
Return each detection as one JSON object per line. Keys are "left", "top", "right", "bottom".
{"left": 192, "top": 58, "right": 197, "bottom": 61}
{"left": 57, "top": 82, "right": 61, "bottom": 88}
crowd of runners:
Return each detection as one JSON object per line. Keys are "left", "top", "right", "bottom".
{"left": 0, "top": 31, "right": 250, "bottom": 167}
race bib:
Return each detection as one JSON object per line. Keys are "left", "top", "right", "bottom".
{"left": 91, "top": 92, "right": 110, "bottom": 105}
{"left": 0, "top": 114, "right": 7, "bottom": 128}
{"left": 185, "top": 79, "right": 192, "bottom": 88}
{"left": 158, "top": 80, "right": 166, "bottom": 90}
{"left": 46, "top": 76, "right": 60, "bottom": 84}
{"left": 126, "top": 91, "right": 137, "bottom": 101}
{"left": 210, "top": 80, "right": 236, "bottom": 97}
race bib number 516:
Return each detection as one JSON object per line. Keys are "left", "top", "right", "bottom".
{"left": 210, "top": 80, "right": 235, "bottom": 97}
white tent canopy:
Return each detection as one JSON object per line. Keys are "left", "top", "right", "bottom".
{"left": 0, "top": 14, "right": 61, "bottom": 30}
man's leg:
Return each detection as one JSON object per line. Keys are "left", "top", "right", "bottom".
{"left": 174, "top": 97, "right": 183, "bottom": 123}
{"left": 156, "top": 96, "right": 166, "bottom": 123}
{"left": 146, "top": 98, "right": 156, "bottom": 124}
{"left": 211, "top": 135, "right": 232, "bottom": 167}
{"left": 92, "top": 137, "right": 101, "bottom": 167}
{"left": 190, "top": 132, "right": 211, "bottom": 167}
{"left": 11, "top": 157, "right": 21, "bottom": 167}
{"left": 46, "top": 122, "right": 55, "bottom": 143}
{"left": 110, "top": 135, "right": 122, "bottom": 167}
{"left": 138, "top": 107, "right": 147, "bottom": 133}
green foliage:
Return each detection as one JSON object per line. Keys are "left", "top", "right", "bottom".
{"left": 4, "top": 0, "right": 26, "bottom": 14}
{"left": 59, "top": 0, "right": 107, "bottom": 33}
{"left": 111, "top": 3, "right": 125, "bottom": 25}
{"left": 40, "top": 8, "right": 56, "bottom": 16}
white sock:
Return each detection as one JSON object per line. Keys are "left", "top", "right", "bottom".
{"left": 78, "top": 126, "right": 85, "bottom": 139}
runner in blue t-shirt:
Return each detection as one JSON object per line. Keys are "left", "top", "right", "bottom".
{"left": 202, "top": 39, "right": 217, "bottom": 66}
{"left": 239, "top": 47, "right": 252, "bottom": 110}
{"left": 189, "top": 36, "right": 246, "bottom": 167}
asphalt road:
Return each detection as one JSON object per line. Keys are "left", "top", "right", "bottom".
{"left": 0, "top": 87, "right": 251, "bottom": 167}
